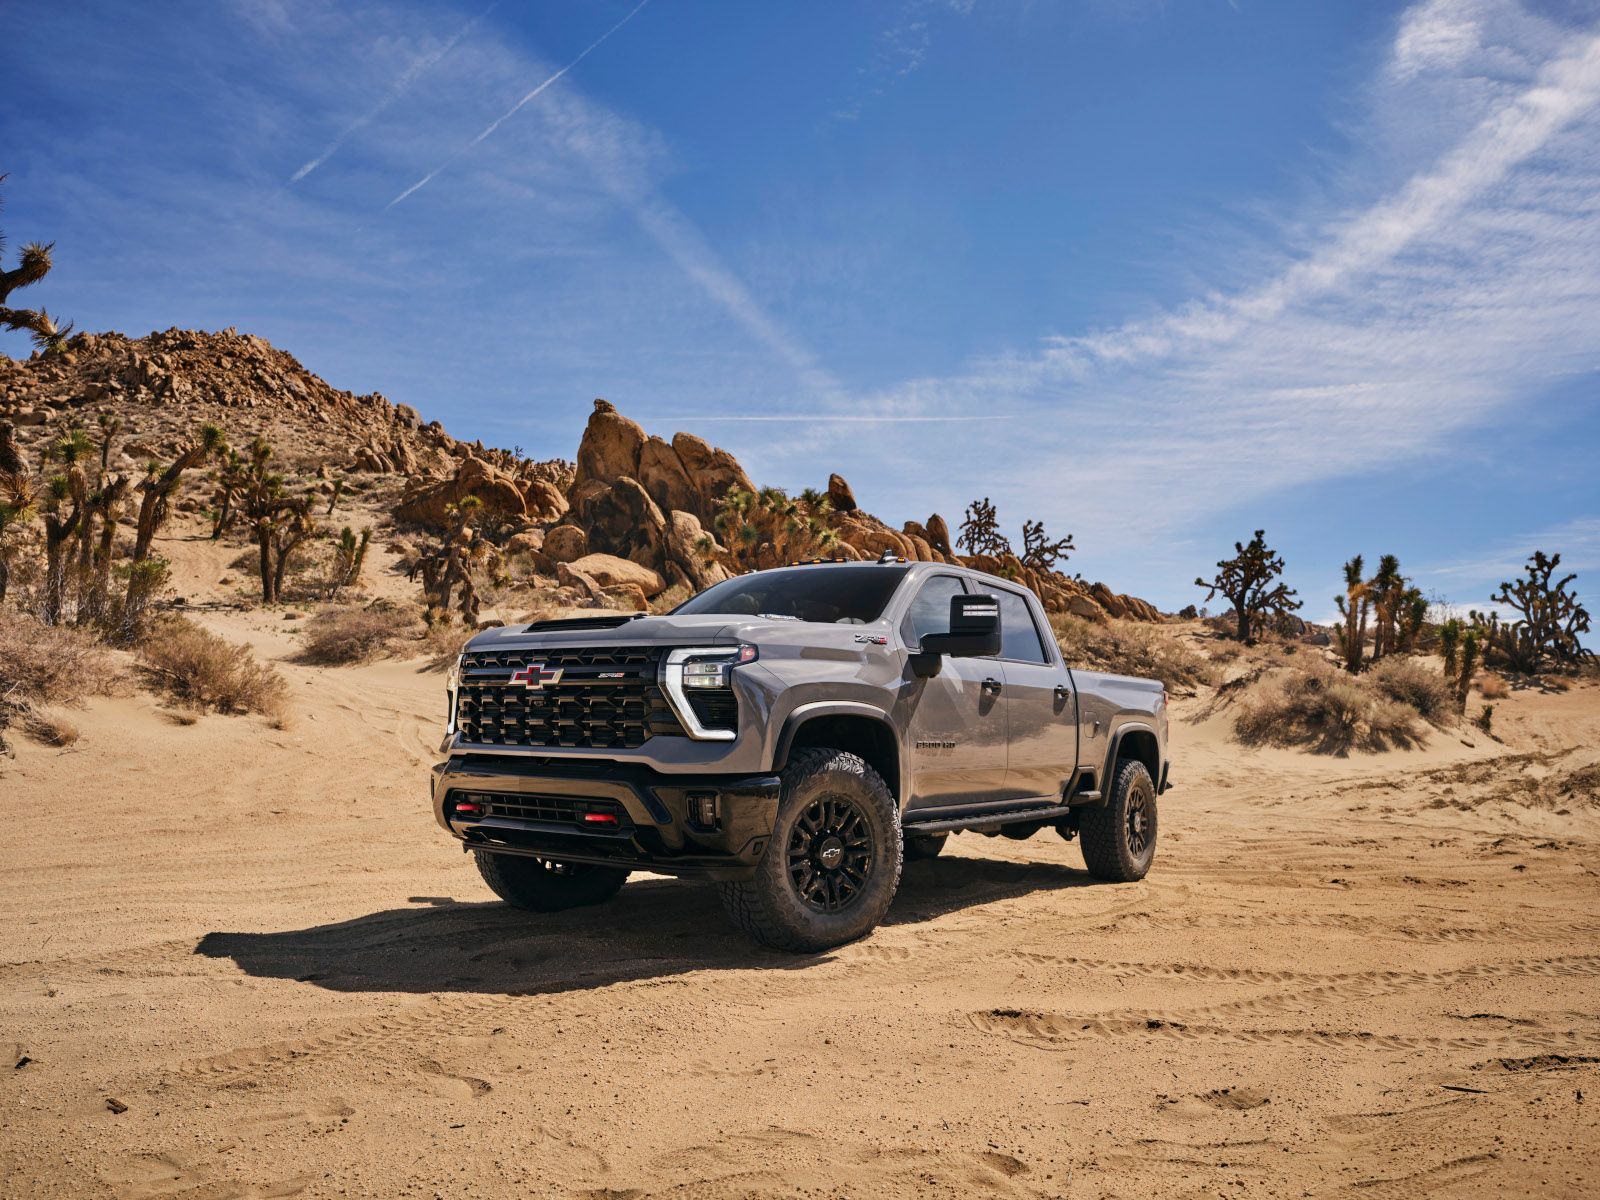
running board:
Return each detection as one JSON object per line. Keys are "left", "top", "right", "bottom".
{"left": 904, "top": 803, "right": 1076, "bottom": 836}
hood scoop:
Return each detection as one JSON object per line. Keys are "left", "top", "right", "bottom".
{"left": 522, "top": 614, "right": 647, "bottom": 633}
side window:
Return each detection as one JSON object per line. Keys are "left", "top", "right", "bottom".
{"left": 994, "top": 589, "right": 1050, "bottom": 664}
{"left": 900, "top": 575, "right": 967, "bottom": 647}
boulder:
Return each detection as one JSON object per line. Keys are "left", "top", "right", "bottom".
{"left": 671, "top": 432, "right": 753, "bottom": 521}
{"left": 600, "top": 583, "right": 650, "bottom": 611}
{"left": 577, "top": 476, "right": 668, "bottom": 573}
{"left": 556, "top": 560, "right": 604, "bottom": 602}
{"left": 395, "top": 455, "right": 526, "bottom": 526}
{"left": 522, "top": 478, "right": 568, "bottom": 522}
{"left": 1089, "top": 581, "right": 1129, "bottom": 620}
{"left": 827, "top": 473, "right": 857, "bottom": 512}
{"left": 504, "top": 529, "right": 545, "bottom": 557}
{"left": 572, "top": 399, "right": 645, "bottom": 494}
{"left": 567, "top": 552, "right": 666, "bottom": 598}
{"left": 1066, "top": 593, "right": 1107, "bottom": 622}
{"left": 544, "top": 524, "right": 588, "bottom": 565}
{"left": 637, "top": 436, "right": 700, "bottom": 518}
{"left": 665, "top": 510, "right": 733, "bottom": 592}
{"left": 925, "top": 513, "right": 952, "bottom": 556}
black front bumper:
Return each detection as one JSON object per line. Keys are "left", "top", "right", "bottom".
{"left": 431, "top": 755, "right": 781, "bottom": 881}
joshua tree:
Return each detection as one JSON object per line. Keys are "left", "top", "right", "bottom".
{"left": 1020, "top": 519, "right": 1074, "bottom": 572}
{"left": 957, "top": 497, "right": 1012, "bottom": 558}
{"left": 237, "top": 437, "right": 318, "bottom": 603}
{"left": 1438, "top": 617, "right": 1462, "bottom": 680}
{"left": 0, "top": 174, "right": 72, "bottom": 353}
{"left": 1479, "top": 551, "right": 1593, "bottom": 672}
{"left": 131, "top": 423, "right": 225, "bottom": 561}
{"left": 1368, "top": 554, "right": 1407, "bottom": 661}
{"left": 0, "top": 470, "right": 35, "bottom": 605}
{"left": 1333, "top": 555, "right": 1370, "bottom": 673}
{"left": 1194, "top": 530, "right": 1302, "bottom": 643}
{"left": 38, "top": 427, "right": 94, "bottom": 623}
{"left": 714, "top": 486, "right": 838, "bottom": 571}
{"left": 407, "top": 499, "right": 486, "bottom": 624}
{"left": 209, "top": 447, "right": 249, "bottom": 539}
{"left": 1456, "top": 629, "right": 1480, "bottom": 711}
{"left": 328, "top": 525, "right": 371, "bottom": 599}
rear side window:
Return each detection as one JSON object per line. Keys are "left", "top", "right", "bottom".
{"left": 900, "top": 574, "right": 966, "bottom": 647}
{"left": 993, "top": 589, "right": 1050, "bottom": 664}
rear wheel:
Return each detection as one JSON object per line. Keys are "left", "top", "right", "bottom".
{"left": 719, "top": 747, "right": 902, "bottom": 952}
{"left": 474, "top": 851, "right": 629, "bottom": 912}
{"left": 1078, "top": 758, "right": 1157, "bottom": 882}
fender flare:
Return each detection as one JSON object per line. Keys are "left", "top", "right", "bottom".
{"left": 1099, "top": 720, "right": 1161, "bottom": 804}
{"left": 772, "top": 701, "right": 904, "bottom": 799}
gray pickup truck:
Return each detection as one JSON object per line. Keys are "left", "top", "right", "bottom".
{"left": 433, "top": 559, "right": 1169, "bottom": 950}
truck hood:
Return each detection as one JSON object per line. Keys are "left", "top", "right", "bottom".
{"left": 463, "top": 611, "right": 885, "bottom": 653}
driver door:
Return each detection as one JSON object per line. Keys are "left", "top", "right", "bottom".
{"left": 900, "top": 574, "right": 1010, "bottom": 809}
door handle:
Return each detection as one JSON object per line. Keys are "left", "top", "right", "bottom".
{"left": 981, "top": 677, "right": 1003, "bottom": 695}
{"left": 1054, "top": 685, "right": 1071, "bottom": 701}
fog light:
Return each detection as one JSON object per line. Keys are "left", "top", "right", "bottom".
{"left": 688, "top": 791, "right": 720, "bottom": 829}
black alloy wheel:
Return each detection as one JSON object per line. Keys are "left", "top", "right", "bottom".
{"left": 787, "top": 794, "right": 875, "bottom": 912}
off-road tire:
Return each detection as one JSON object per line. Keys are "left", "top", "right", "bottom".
{"left": 475, "top": 851, "right": 629, "bottom": 912}
{"left": 719, "top": 747, "right": 902, "bottom": 952}
{"left": 905, "top": 833, "right": 948, "bottom": 861}
{"left": 1078, "top": 758, "right": 1157, "bottom": 882}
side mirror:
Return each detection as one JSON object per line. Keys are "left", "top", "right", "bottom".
{"left": 920, "top": 593, "right": 1001, "bottom": 659}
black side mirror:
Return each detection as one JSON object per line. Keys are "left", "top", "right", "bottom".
{"left": 920, "top": 593, "right": 1001, "bottom": 659}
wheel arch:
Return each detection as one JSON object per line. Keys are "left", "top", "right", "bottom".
{"left": 775, "top": 703, "right": 903, "bottom": 807}
{"left": 1103, "top": 722, "right": 1160, "bottom": 800}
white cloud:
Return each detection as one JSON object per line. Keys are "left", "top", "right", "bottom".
{"left": 827, "top": 1, "right": 1600, "bottom": 555}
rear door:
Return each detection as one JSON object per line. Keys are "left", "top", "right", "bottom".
{"left": 987, "top": 587, "right": 1078, "bottom": 800}
{"left": 900, "top": 573, "right": 1010, "bottom": 809}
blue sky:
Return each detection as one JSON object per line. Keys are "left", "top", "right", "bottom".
{"left": 5, "top": 0, "right": 1598, "bottom": 620}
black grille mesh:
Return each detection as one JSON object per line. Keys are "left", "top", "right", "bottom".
{"left": 452, "top": 791, "right": 625, "bottom": 826}
{"left": 455, "top": 646, "right": 685, "bottom": 748}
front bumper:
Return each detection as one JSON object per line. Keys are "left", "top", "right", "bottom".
{"left": 431, "top": 755, "right": 781, "bottom": 881}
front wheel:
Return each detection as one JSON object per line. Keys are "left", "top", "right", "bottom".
{"left": 719, "top": 747, "right": 902, "bottom": 952}
{"left": 474, "top": 851, "right": 629, "bottom": 912}
{"left": 1078, "top": 758, "right": 1158, "bottom": 882}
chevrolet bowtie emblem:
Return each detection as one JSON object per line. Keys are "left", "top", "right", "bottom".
{"left": 508, "top": 662, "right": 564, "bottom": 689}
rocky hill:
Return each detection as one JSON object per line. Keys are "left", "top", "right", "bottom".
{"left": 0, "top": 328, "right": 1159, "bottom": 622}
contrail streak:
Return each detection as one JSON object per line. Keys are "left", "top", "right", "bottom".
{"left": 385, "top": 0, "right": 651, "bottom": 209}
{"left": 291, "top": 2, "right": 495, "bottom": 184}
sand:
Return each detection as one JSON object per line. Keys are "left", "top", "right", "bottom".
{"left": 3, "top": 526, "right": 1598, "bottom": 1198}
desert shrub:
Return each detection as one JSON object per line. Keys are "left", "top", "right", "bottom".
{"left": 1050, "top": 614, "right": 1215, "bottom": 693}
{"left": 1231, "top": 661, "right": 1422, "bottom": 754}
{"left": 0, "top": 608, "right": 122, "bottom": 751}
{"left": 137, "top": 616, "right": 287, "bottom": 719}
{"left": 1476, "top": 672, "right": 1509, "bottom": 699}
{"left": 297, "top": 605, "right": 406, "bottom": 665}
{"left": 0, "top": 608, "right": 121, "bottom": 705}
{"left": 1369, "top": 656, "right": 1455, "bottom": 724}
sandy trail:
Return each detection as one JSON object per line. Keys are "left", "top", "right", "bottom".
{"left": 3, "top": 541, "right": 1597, "bottom": 1197}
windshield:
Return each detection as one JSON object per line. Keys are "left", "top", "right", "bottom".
{"left": 674, "top": 565, "right": 910, "bottom": 624}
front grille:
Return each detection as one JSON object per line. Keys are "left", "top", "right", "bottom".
{"left": 451, "top": 790, "right": 626, "bottom": 826}
{"left": 455, "top": 645, "right": 685, "bottom": 748}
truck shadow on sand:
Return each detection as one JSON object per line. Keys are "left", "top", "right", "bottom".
{"left": 195, "top": 856, "right": 1104, "bottom": 996}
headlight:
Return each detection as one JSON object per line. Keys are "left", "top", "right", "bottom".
{"left": 661, "top": 646, "right": 756, "bottom": 740}
{"left": 445, "top": 654, "right": 463, "bottom": 734}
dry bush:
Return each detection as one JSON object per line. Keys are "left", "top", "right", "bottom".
{"left": 296, "top": 605, "right": 406, "bottom": 665}
{"left": 1049, "top": 614, "right": 1216, "bottom": 694}
{"left": 1369, "top": 656, "right": 1455, "bottom": 724}
{"left": 1231, "top": 661, "right": 1423, "bottom": 754}
{"left": 137, "top": 616, "right": 287, "bottom": 719}
{"left": 0, "top": 609, "right": 122, "bottom": 751}
{"left": 0, "top": 608, "right": 122, "bottom": 705}
{"left": 1476, "top": 672, "right": 1510, "bottom": 699}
